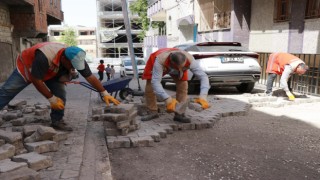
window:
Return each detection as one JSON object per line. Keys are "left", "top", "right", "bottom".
{"left": 274, "top": 0, "right": 291, "bottom": 22}
{"left": 53, "top": 31, "right": 60, "bottom": 36}
{"left": 305, "top": 0, "right": 320, "bottom": 19}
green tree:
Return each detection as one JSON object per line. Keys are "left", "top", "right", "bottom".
{"left": 59, "top": 28, "right": 77, "bottom": 46}
{"left": 129, "top": 0, "right": 149, "bottom": 41}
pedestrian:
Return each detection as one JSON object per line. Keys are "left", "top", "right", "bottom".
{"left": 265, "top": 52, "right": 309, "bottom": 100}
{"left": 97, "top": 59, "right": 105, "bottom": 81}
{"left": 0, "top": 42, "right": 120, "bottom": 131}
{"left": 105, "top": 64, "right": 112, "bottom": 81}
{"left": 111, "top": 65, "right": 115, "bottom": 79}
{"left": 142, "top": 48, "right": 211, "bottom": 123}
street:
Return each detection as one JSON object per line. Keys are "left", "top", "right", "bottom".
{"left": 108, "top": 82, "right": 320, "bottom": 180}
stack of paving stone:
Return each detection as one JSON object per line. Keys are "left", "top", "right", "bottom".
{"left": 0, "top": 100, "right": 68, "bottom": 179}
{"left": 93, "top": 104, "right": 140, "bottom": 136}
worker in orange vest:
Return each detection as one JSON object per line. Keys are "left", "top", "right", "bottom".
{"left": 265, "top": 52, "right": 308, "bottom": 100}
{"left": 0, "top": 42, "right": 120, "bottom": 131}
{"left": 142, "top": 48, "right": 210, "bottom": 123}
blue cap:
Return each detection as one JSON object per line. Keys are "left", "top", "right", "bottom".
{"left": 65, "top": 46, "right": 86, "bottom": 70}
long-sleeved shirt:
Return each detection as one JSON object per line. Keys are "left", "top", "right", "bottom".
{"left": 151, "top": 58, "right": 210, "bottom": 101}
{"left": 280, "top": 65, "right": 294, "bottom": 92}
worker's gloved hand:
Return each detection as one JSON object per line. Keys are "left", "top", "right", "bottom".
{"left": 286, "top": 91, "right": 295, "bottom": 101}
{"left": 165, "top": 97, "right": 178, "bottom": 113}
{"left": 194, "top": 95, "right": 210, "bottom": 109}
{"left": 48, "top": 95, "right": 65, "bottom": 110}
{"left": 101, "top": 90, "right": 120, "bottom": 106}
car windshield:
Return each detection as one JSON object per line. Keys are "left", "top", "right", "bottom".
{"left": 184, "top": 45, "right": 248, "bottom": 52}
{"left": 124, "top": 59, "right": 145, "bottom": 66}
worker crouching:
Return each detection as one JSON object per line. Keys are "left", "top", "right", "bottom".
{"left": 142, "top": 48, "right": 211, "bottom": 123}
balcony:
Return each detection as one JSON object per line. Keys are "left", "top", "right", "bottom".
{"left": 147, "top": 0, "right": 166, "bottom": 21}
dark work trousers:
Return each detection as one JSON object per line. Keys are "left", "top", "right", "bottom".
{"left": 266, "top": 73, "right": 292, "bottom": 94}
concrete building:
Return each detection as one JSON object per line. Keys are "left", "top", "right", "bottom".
{"left": 249, "top": 0, "right": 320, "bottom": 54}
{"left": 48, "top": 25, "right": 97, "bottom": 60}
{"left": 0, "top": 0, "right": 63, "bottom": 82}
{"left": 96, "top": 0, "right": 144, "bottom": 59}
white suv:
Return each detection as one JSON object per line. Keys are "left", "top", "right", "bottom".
{"left": 120, "top": 56, "right": 146, "bottom": 77}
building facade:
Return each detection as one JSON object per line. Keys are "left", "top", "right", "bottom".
{"left": 48, "top": 25, "right": 97, "bottom": 60}
{"left": 96, "top": 0, "right": 143, "bottom": 59}
{"left": 146, "top": 0, "right": 251, "bottom": 58}
{"left": 249, "top": 0, "right": 320, "bottom": 54}
{"left": 0, "top": 0, "right": 63, "bottom": 82}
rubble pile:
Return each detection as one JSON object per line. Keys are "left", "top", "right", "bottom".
{"left": 0, "top": 100, "right": 68, "bottom": 179}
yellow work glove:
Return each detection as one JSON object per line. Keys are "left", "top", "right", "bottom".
{"left": 165, "top": 97, "right": 178, "bottom": 113}
{"left": 48, "top": 95, "right": 65, "bottom": 110}
{"left": 101, "top": 91, "right": 120, "bottom": 106}
{"left": 194, "top": 95, "right": 210, "bottom": 109}
{"left": 286, "top": 91, "right": 295, "bottom": 101}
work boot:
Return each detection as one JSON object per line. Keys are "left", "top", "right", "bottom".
{"left": 51, "top": 121, "right": 73, "bottom": 131}
{"left": 141, "top": 110, "right": 159, "bottom": 121}
{"left": 173, "top": 113, "right": 191, "bottom": 123}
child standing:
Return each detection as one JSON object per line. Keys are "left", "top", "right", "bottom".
{"left": 105, "top": 64, "right": 112, "bottom": 81}
{"left": 111, "top": 65, "right": 115, "bottom": 79}
{"left": 97, "top": 60, "right": 105, "bottom": 81}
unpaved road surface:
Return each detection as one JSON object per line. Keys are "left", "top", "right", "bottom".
{"left": 109, "top": 102, "right": 320, "bottom": 180}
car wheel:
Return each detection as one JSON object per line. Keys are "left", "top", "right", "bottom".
{"left": 236, "top": 82, "right": 255, "bottom": 93}
{"left": 119, "top": 88, "right": 133, "bottom": 100}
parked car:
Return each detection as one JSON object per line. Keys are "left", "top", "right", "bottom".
{"left": 120, "top": 56, "right": 146, "bottom": 77}
{"left": 161, "top": 42, "right": 261, "bottom": 93}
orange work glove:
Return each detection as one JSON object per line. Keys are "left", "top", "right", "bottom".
{"left": 101, "top": 90, "right": 121, "bottom": 106}
{"left": 165, "top": 97, "right": 178, "bottom": 113}
{"left": 48, "top": 95, "right": 65, "bottom": 110}
{"left": 194, "top": 95, "right": 210, "bottom": 109}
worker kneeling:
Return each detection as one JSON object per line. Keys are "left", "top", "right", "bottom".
{"left": 142, "top": 48, "right": 211, "bottom": 123}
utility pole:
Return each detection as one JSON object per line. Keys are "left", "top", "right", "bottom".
{"left": 121, "top": 0, "right": 141, "bottom": 90}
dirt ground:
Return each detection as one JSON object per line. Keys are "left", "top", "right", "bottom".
{"left": 109, "top": 102, "right": 320, "bottom": 180}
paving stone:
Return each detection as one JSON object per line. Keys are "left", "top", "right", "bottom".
{"left": 34, "top": 109, "right": 49, "bottom": 116}
{"left": 8, "top": 100, "right": 27, "bottom": 110}
{"left": 60, "top": 170, "right": 79, "bottom": 179}
{"left": 141, "top": 131, "right": 161, "bottom": 142}
{"left": 129, "top": 110, "right": 138, "bottom": 120}
{"left": 151, "top": 127, "right": 167, "bottom": 138}
{"left": 103, "top": 121, "right": 117, "bottom": 128}
{"left": 25, "top": 141, "right": 58, "bottom": 154}
{"left": 24, "top": 126, "right": 57, "bottom": 143}
{"left": 188, "top": 102, "right": 203, "bottom": 112}
{"left": 92, "top": 114, "right": 100, "bottom": 121}
{"left": 12, "top": 152, "right": 53, "bottom": 171}
{"left": 92, "top": 107, "right": 104, "bottom": 115}
{"left": 0, "top": 167, "right": 40, "bottom": 180}
{"left": 105, "top": 128, "right": 120, "bottom": 136}
{"left": 112, "top": 137, "right": 131, "bottom": 148}
{"left": 0, "top": 159, "right": 28, "bottom": 173}
{"left": 0, "top": 139, "right": 4, "bottom": 146}
{"left": 51, "top": 131, "right": 68, "bottom": 142}
{"left": 23, "top": 125, "right": 40, "bottom": 136}
{"left": 11, "top": 117, "right": 26, "bottom": 126}
{"left": 0, "top": 144, "right": 15, "bottom": 160}
{"left": 121, "top": 128, "right": 129, "bottom": 136}
{"left": 35, "top": 104, "right": 48, "bottom": 109}
{"left": 0, "top": 129, "right": 22, "bottom": 144}
{"left": 100, "top": 113, "right": 127, "bottom": 122}
{"left": 106, "top": 137, "right": 116, "bottom": 149}
{"left": 117, "top": 120, "right": 131, "bottom": 129}
{"left": 130, "top": 136, "right": 154, "bottom": 147}
{"left": 2, "top": 112, "right": 19, "bottom": 121}
{"left": 23, "top": 107, "right": 35, "bottom": 114}
{"left": 106, "top": 104, "right": 135, "bottom": 116}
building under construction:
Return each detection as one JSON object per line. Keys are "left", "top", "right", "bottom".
{"left": 96, "top": 0, "right": 143, "bottom": 59}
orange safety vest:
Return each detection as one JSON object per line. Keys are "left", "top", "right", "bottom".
{"left": 266, "top": 53, "right": 303, "bottom": 75}
{"left": 17, "top": 42, "right": 66, "bottom": 82}
{"left": 142, "top": 48, "right": 191, "bottom": 81}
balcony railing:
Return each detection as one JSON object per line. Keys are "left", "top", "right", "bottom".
{"left": 257, "top": 53, "right": 320, "bottom": 96}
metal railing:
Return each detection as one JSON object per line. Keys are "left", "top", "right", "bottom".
{"left": 257, "top": 53, "right": 320, "bottom": 96}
